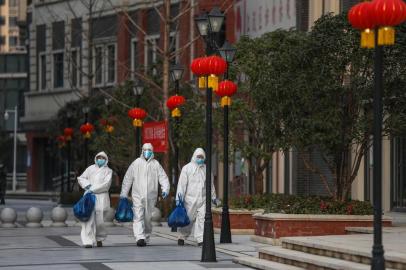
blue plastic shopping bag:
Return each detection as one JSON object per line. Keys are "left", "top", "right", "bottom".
{"left": 115, "top": 198, "right": 134, "bottom": 222}
{"left": 73, "top": 192, "right": 96, "bottom": 222}
{"left": 168, "top": 196, "right": 190, "bottom": 228}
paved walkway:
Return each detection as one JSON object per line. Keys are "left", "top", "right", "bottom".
{"left": 0, "top": 222, "right": 262, "bottom": 270}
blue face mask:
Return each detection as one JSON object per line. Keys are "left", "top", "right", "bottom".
{"left": 96, "top": 159, "right": 106, "bottom": 167}
{"left": 144, "top": 150, "right": 153, "bottom": 159}
{"left": 196, "top": 158, "right": 205, "bottom": 165}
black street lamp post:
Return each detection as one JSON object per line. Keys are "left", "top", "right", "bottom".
{"left": 170, "top": 64, "right": 184, "bottom": 233}
{"left": 133, "top": 82, "right": 144, "bottom": 155}
{"left": 372, "top": 28, "right": 385, "bottom": 270}
{"left": 82, "top": 106, "right": 90, "bottom": 166}
{"left": 195, "top": 6, "right": 225, "bottom": 263}
{"left": 218, "top": 41, "right": 236, "bottom": 244}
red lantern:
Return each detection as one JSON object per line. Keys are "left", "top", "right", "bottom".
{"left": 216, "top": 80, "right": 237, "bottom": 107}
{"left": 166, "top": 95, "right": 186, "bottom": 111}
{"left": 166, "top": 95, "right": 186, "bottom": 118}
{"left": 191, "top": 57, "right": 203, "bottom": 76}
{"left": 80, "top": 123, "right": 94, "bottom": 139}
{"left": 371, "top": 0, "right": 406, "bottom": 27}
{"left": 57, "top": 135, "right": 65, "bottom": 143}
{"left": 63, "top": 128, "right": 74, "bottom": 141}
{"left": 216, "top": 80, "right": 237, "bottom": 97}
{"left": 348, "top": 2, "right": 376, "bottom": 48}
{"left": 348, "top": 2, "right": 375, "bottom": 30}
{"left": 128, "top": 108, "right": 147, "bottom": 127}
{"left": 209, "top": 56, "right": 227, "bottom": 75}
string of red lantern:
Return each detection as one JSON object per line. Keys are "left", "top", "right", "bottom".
{"left": 348, "top": 0, "right": 406, "bottom": 48}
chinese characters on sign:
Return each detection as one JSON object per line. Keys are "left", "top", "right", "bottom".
{"left": 142, "top": 121, "right": 168, "bottom": 153}
{"left": 235, "top": 0, "right": 296, "bottom": 40}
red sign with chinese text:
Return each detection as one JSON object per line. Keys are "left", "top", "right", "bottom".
{"left": 142, "top": 121, "right": 168, "bottom": 153}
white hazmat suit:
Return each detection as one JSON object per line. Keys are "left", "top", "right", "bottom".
{"left": 120, "top": 143, "right": 170, "bottom": 243}
{"left": 77, "top": 151, "right": 112, "bottom": 246}
{"left": 176, "top": 148, "right": 216, "bottom": 244}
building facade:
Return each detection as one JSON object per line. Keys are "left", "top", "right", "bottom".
{"left": 23, "top": 0, "right": 235, "bottom": 191}
{"left": 0, "top": 52, "right": 28, "bottom": 190}
{"left": 0, "top": 0, "right": 28, "bottom": 52}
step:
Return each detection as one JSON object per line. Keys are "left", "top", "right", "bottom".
{"left": 259, "top": 246, "right": 373, "bottom": 270}
{"left": 281, "top": 236, "right": 406, "bottom": 269}
{"left": 233, "top": 256, "right": 304, "bottom": 270}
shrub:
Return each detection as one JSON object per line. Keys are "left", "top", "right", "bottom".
{"left": 228, "top": 194, "right": 373, "bottom": 215}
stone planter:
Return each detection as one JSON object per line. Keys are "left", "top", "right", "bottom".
{"left": 254, "top": 213, "right": 393, "bottom": 239}
{"left": 212, "top": 208, "right": 264, "bottom": 234}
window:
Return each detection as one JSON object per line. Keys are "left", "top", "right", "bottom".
{"left": 93, "top": 44, "right": 116, "bottom": 86}
{"left": 0, "top": 16, "right": 5, "bottom": 26}
{"left": 39, "top": 53, "right": 46, "bottom": 91}
{"left": 145, "top": 36, "right": 159, "bottom": 75}
{"left": 106, "top": 44, "right": 116, "bottom": 83}
{"left": 53, "top": 52, "right": 64, "bottom": 88}
{"left": 9, "top": 17, "right": 17, "bottom": 27}
{"left": 169, "top": 34, "right": 178, "bottom": 65}
{"left": 9, "top": 0, "right": 17, "bottom": 6}
{"left": 8, "top": 36, "right": 17, "bottom": 46}
{"left": 94, "top": 46, "right": 103, "bottom": 85}
{"left": 70, "top": 49, "right": 79, "bottom": 87}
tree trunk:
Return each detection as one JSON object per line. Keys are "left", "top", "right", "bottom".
{"left": 162, "top": 0, "right": 170, "bottom": 175}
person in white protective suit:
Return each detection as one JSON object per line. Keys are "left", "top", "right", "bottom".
{"left": 77, "top": 151, "right": 112, "bottom": 248}
{"left": 176, "top": 148, "right": 219, "bottom": 246}
{"left": 120, "top": 143, "right": 170, "bottom": 247}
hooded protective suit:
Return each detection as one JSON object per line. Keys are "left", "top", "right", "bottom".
{"left": 176, "top": 148, "right": 216, "bottom": 243}
{"left": 77, "top": 151, "right": 112, "bottom": 246}
{"left": 120, "top": 143, "right": 170, "bottom": 242}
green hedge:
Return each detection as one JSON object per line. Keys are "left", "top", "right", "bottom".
{"left": 229, "top": 194, "right": 373, "bottom": 215}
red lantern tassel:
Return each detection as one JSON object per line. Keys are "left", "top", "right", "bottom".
{"left": 361, "top": 29, "right": 375, "bottom": 49}
{"left": 378, "top": 27, "right": 395, "bottom": 46}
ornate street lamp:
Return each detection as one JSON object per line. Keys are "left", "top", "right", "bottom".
{"left": 169, "top": 64, "right": 185, "bottom": 232}
{"left": 133, "top": 81, "right": 144, "bottom": 155}
{"left": 194, "top": 7, "right": 227, "bottom": 262}
{"left": 217, "top": 40, "right": 237, "bottom": 244}
{"left": 348, "top": 1, "right": 406, "bottom": 269}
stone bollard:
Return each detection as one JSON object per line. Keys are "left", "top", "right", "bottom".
{"left": 104, "top": 207, "right": 115, "bottom": 227}
{"left": 51, "top": 206, "right": 67, "bottom": 227}
{"left": 25, "top": 207, "right": 43, "bottom": 228}
{"left": 151, "top": 206, "right": 162, "bottom": 227}
{"left": 1, "top": 208, "right": 17, "bottom": 228}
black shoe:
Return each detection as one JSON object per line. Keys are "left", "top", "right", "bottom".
{"left": 0, "top": 198, "right": 4, "bottom": 205}
{"left": 137, "top": 239, "right": 146, "bottom": 247}
{"left": 97, "top": 241, "right": 103, "bottom": 247}
{"left": 178, "top": 239, "right": 184, "bottom": 246}
{"left": 198, "top": 242, "right": 203, "bottom": 247}
{"left": 84, "top": 245, "right": 92, "bottom": 248}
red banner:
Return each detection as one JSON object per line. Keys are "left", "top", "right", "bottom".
{"left": 142, "top": 121, "right": 168, "bottom": 153}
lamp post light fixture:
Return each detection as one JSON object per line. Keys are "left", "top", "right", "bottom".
{"left": 4, "top": 106, "right": 18, "bottom": 192}
{"left": 194, "top": 6, "right": 225, "bottom": 263}
{"left": 218, "top": 41, "right": 237, "bottom": 244}
{"left": 133, "top": 81, "right": 144, "bottom": 155}
{"left": 169, "top": 64, "right": 184, "bottom": 233}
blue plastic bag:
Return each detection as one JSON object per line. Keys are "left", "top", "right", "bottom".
{"left": 115, "top": 198, "right": 134, "bottom": 222}
{"left": 168, "top": 196, "right": 190, "bottom": 228}
{"left": 73, "top": 192, "right": 96, "bottom": 222}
